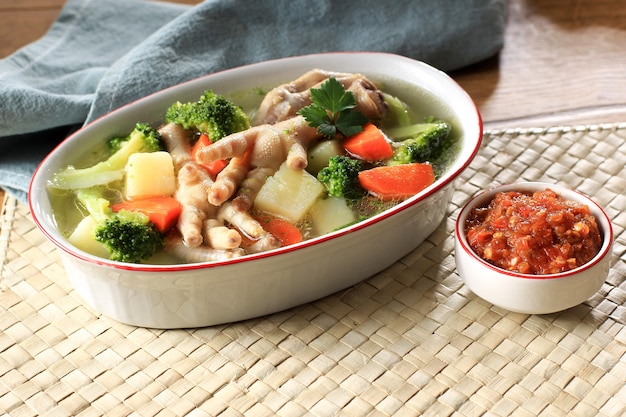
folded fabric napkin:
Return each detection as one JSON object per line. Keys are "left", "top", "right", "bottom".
{"left": 0, "top": 0, "right": 508, "bottom": 203}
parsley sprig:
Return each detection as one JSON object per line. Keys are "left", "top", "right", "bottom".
{"left": 298, "top": 77, "right": 369, "bottom": 138}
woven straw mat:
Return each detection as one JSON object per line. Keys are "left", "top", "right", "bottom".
{"left": 1, "top": 124, "right": 626, "bottom": 417}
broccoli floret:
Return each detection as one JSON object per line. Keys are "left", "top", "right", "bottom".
{"left": 381, "top": 93, "right": 411, "bottom": 127}
{"left": 165, "top": 90, "right": 250, "bottom": 142}
{"left": 50, "top": 123, "right": 163, "bottom": 190}
{"left": 108, "top": 123, "right": 163, "bottom": 157}
{"left": 317, "top": 155, "right": 366, "bottom": 199}
{"left": 75, "top": 188, "right": 163, "bottom": 263}
{"left": 106, "top": 135, "right": 130, "bottom": 155}
{"left": 387, "top": 118, "right": 451, "bottom": 165}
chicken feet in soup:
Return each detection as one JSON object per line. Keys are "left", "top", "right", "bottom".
{"left": 254, "top": 69, "right": 388, "bottom": 124}
{"left": 48, "top": 69, "right": 458, "bottom": 264}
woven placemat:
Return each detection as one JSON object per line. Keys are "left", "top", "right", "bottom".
{"left": 1, "top": 124, "right": 625, "bottom": 417}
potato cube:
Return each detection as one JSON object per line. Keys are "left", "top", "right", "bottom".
{"left": 310, "top": 197, "right": 356, "bottom": 235}
{"left": 254, "top": 162, "right": 325, "bottom": 223}
{"left": 68, "top": 215, "right": 110, "bottom": 258}
{"left": 125, "top": 151, "right": 176, "bottom": 199}
{"left": 307, "top": 139, "right": 343, "bottom": 175}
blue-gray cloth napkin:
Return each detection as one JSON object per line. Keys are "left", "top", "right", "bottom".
{"left": 0, "top": 0, "right": 507, "bottom": 203}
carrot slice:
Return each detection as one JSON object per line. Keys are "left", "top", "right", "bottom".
{"left": 255, "top": 213, "right": 303, "bottom": 247}
{"left": 111, "top": 196, "right": 182, "bottom": 232}
{"left": 343, "top": 123, "right": 393, "bottom": 162}
{"left": 358, "top": 163, "right": 435, "bottom": 201}
{"left": 192, "top": 133, "right": 228, "bottom": 176}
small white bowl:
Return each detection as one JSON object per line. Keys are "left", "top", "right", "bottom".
{"left": 29, "top": 53, "right": 482, "bottom": 328}
{"left": 455, "top": 182, "right": 613, "bottom": 314}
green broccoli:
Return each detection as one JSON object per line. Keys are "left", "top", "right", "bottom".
{"left": 165, "top": 90, "right": 250, "bottom": 142}
{"left": 317, "top": 155, "right": 366, "bottom": 199}
{"left": 75, "top": 188, "right": 163, "bottom": 263}
{"left": 49, "top": 123, "right": 163, "bottom": 190}
{"left": 381, "top": 92, "right": 411, "bottom": 127}
{"left": 387, "top": 117, "right": 451, "bottom": 165}
{"left": 106, "top": 135, "right": 130, "bottom": 155}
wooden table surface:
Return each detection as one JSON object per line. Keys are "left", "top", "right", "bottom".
{"left": 1, "top": 0, "right": 625, "bottom": 199}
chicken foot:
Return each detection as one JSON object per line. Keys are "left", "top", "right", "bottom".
{"left": 196, "top": 115, "right": 319, "bottom": 206}
{"left": 217, "top": 202, "right": 281, "bottom": 253}
{"left": 254, "top": 69, "right": 388, "bottom": 125}
{"left": 231, "top": 166, "right": 276, "bottom": 211}
{"left": 174, "top": 162, "right": 216, "bottom": 247}
{"left": 159, "top": 123, "right": 192, "bottom": 167}
{"left": 202, "top": 218, "right": 242, "bottom": 250}
{"left": 164, "top": 233, "right": 244, "bottom": 263}
{"left": 208, "top": 155, "right": 249, "bottom": 206}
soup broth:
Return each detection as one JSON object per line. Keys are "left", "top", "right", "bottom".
{"left": 49, "top": 73, "right": 461, "bottom": 264}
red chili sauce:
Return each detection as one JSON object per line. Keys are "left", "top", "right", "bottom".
{"left": 464, "top": 189, "right": 602, "bottom": 275}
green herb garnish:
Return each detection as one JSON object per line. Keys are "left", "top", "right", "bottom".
{"left": 299, "top": 77, "right": 369, "bottom": 138}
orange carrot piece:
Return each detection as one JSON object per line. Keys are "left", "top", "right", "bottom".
{"left": 343, "top": 123, "right": 393, "bottom": 162}
{"left": 255, "top": 213, "right": 303, "bottom": 247}
{"left": 192, "top": 133, "right": 211, "bottom": 151}
{"left": 358, "top": 163, "right": 435, "bottom": 201}
{"left": 192, "top": 133, "right": 228, "bottom": 176}
{"left": 111, "top": 196, "right": 182, "bottom": 232}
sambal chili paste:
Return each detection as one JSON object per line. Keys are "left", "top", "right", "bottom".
{"left": 464, "top": 189, "right": 602, "bottom": 275}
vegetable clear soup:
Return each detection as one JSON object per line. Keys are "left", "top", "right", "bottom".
{"left": 48, "top": 74, "right": 462, "bottom": 264}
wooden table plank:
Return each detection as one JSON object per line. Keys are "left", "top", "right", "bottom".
{"left": 453, "top": 0, "right": 626, "bottom": 128}
{"left": 0, "top": 8, "right": 61, "bottom": 57}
